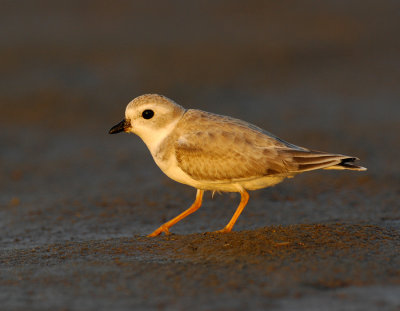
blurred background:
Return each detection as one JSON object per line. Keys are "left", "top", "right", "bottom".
{"left": 2, "top": 1, "right": 399, "bottom": 130}
{"left": 1, "top": 1, "right": 400, "bottom": 310}
{"left": 1, "top": 0, "right": 400, "bottom": 240}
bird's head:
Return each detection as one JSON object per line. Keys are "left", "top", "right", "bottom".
{"left": 109, "top": 94, "right": 186, "bottom": 151}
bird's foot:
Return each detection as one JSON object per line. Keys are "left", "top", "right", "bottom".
{"left": 214, "top": 227, "right": 232, "bottom": 234}
{"left": 147, "top": 225, "right": 171, "bottom": 237}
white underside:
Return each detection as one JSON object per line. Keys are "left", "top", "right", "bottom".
{"left": 153, "top": 151, "right": 285, "bottom": 192}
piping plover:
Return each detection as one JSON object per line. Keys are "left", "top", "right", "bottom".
{"left": 109, "top": 94, "right": 366, "bottom": 237}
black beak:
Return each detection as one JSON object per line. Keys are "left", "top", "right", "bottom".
{"left": 109, "top": 119, "right": 129, "bottom": 134}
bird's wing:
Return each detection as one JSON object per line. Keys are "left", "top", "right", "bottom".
{"left": 174, "top": 110, "right": 364, "bottom": 182}
{"left": 174, "top": 110, "right": 303, "bottom": 182}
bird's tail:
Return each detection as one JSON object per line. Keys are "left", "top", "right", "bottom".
{"left": 324, "top": 157, "right": 367, "bottom": 171}
{"left": 322, "top": 157, "right": 367, "bottom": 171}
{"left": 283, "top": 149, "right": 367, "bottom": 173}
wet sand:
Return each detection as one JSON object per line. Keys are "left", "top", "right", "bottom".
{"left": 1, "top": 1, "right": 400, "bottom": 310}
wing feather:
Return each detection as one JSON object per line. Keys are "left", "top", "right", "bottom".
{"left": 173, "top": 110, "right": 365, "bottom": 183}
{"left": 174, "top": 110, "right": 299, "bottom": 182}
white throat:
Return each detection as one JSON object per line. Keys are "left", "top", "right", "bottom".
{"left": 136, "top": 118, "right": 180, "bottom": 156}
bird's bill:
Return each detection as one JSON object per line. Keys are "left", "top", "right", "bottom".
{"left": 109, "top": 119, "right": 129, "bottom": 134}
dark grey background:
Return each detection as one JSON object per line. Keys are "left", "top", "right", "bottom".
{"left": 1, "top": 1, "right": 399, "bottom": 310}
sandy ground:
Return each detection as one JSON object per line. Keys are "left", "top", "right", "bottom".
{"left": 1, "top": 1, "right": 400, "bottom": 310}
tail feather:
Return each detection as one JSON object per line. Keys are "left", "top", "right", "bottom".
{"left": 282, "top": 149, "right": 367, "bottom": 173}
{"left": 298, "top": 160, "right": 342, "bottom": 172}
{"left": 323, "top": 157, "right": 367, "bottom": 171}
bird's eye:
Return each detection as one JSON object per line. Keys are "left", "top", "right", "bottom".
{"left": 142, "top": 109, "right": 154, "bottom": 119}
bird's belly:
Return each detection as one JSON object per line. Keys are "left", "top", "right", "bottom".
{"left": 153, "top": 151, "right": 286, "bottom": 192}
{"left": 239, "top": 175, "right": 286, "bottom": 190}
{"left": 157, "top": 159, "right": 285, "bottom": 192}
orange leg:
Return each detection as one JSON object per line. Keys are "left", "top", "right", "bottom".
{"left": 147, "top": 189, "right": 204, "bottom": 237}
{"left": 216, "top": 190, "right": 249, "bottom": 233}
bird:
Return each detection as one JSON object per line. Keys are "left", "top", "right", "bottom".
{"left": 109, "top": 94, "right": 366, "bottom": 237}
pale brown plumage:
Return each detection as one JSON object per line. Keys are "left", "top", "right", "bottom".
{"left": 174, "top": 110, "right": 365, "bottom": 183}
